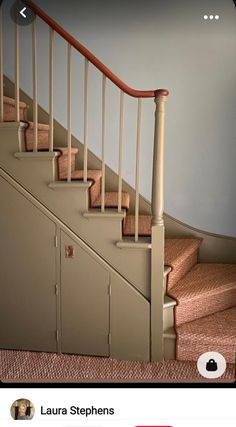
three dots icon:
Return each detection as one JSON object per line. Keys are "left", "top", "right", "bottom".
{"left": 204, "top": 14, "right": 220, "bottom": 20}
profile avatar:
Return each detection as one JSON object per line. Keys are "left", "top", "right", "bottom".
{"left": 10, "top": 399, "right": 35, "bottom": 420}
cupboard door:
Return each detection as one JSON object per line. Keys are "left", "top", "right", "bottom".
{"left": 0, "top": 177, "right": 57, "bottom": 352}
{"left": 61, "top": 231, "right": 110, "bottom": 356}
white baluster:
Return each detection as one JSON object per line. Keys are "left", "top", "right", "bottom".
{"left": 49, "top": 28, "right": 54, "bottom": 152}
{"left": 83, "top": 58, "right": 89, "bottom": 182}
{"left": 15, "top": 22, "right": 20, "bottom": 122}
{"left": 134, "top": 98, "right": 142, "bottom": 242}
{"left": 101, "top": 74, "right": 107, "bottom": 212}
{"left": 67, "top": 43, "right": 72, "bottom": 182}
{"left": 118, "top": 90, "right": 124, "bottom": 212}
{"left": 32, "top": 19, "right": 38, "bottom": 151}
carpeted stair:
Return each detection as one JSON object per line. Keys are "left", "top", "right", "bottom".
{"left": 176, "top": 307, "right": 236, "bottom": 363}
{"left": 114, "top": 214, "right": 236, "bottom": 364}
{"left": 168, "top": 263, "right": 236, "bottom": 325}
{"left": 3, "top": 96, "right": 236, "bottom": 364}
{"left": 24, "top": 118, "right": 130, "bottom": 209}
{"left": 3, "top": 96, "right": 27, "bottom": 121}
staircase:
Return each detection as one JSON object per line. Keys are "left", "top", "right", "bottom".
{"left": 0, "top": 0, "right": 235, "bottom": 364}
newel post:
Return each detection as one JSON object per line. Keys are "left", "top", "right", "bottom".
{"left": 151, "top": 89, "right": 168, "bottom": 361}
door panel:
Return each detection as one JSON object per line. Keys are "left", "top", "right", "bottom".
{"left": 0, "top": 177, "right": 57, "bottom": 352}
{"left": 61, "top": 231, "right": 110, "bottom": 356}
{"left": 110, "top": 274, "right": 150, "bottom": 361}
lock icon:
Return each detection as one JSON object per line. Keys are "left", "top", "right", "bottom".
{"left": 206, "top": 358, "right": 218, "bottom": 371}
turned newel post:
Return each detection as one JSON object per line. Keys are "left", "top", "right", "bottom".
{"left": 152, "top": 90, "right": 168, "bottom": 226}
{"left": 151, "top": 88, "right": 169, "bottom": 362}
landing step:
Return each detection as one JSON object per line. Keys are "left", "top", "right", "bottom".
{"left": 14, "top": 152, "right": 60, "bottom": 160}
{"left": 49, "top": 181, "right": 92, "bottom": 190}
{"left": 83, "top": 210, "right": 126, "bottom": 220}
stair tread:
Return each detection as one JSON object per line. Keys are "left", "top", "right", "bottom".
{"left": 55, "top": 147, "right": 79, "bottom": 155}
{"left": 3, "top": 95, "right": 26, "bottom": 108}
{"left": 177, "top": 307, "right": 236, "bottom": 345}
{"left": 169, "top": 263, "right": 236, "bottom": 302}
{"left": 92, "top": 191, "right": 130, "bottom": 209}
{"left": 27, "top": 121, "right": 50, "bottom": 131}
{"left": 26, "top": 145, "right": 78, "bottom": 154}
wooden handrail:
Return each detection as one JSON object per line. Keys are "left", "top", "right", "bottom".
{"left": 24, "top": 0, "right": 169, "bottom": 99}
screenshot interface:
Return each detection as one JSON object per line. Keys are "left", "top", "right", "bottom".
{"left": 0, "top": 388, "right": 236, "bottom": 425}
{"left": 0, "top": 0, "right": 235, "bottom": 387}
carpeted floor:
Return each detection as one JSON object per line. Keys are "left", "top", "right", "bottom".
{"left": 0, "top": 350, "right": 235, "bottom": 382}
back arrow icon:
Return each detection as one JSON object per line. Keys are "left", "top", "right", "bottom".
{"left": 20, "top": 7, "right": 27, "bottom": 18}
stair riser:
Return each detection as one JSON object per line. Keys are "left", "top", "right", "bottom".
{"left": 89, "top": 181, "right": 101, "bottom": 206}
{"left": 175, "top": 287, "right": 236, "bottom": 326}
{"left": 58, "top": 154, "right": 77, "bottom": 180}
{"left": 25, "top": 129, "right": 50, "bottom": 151}
{"left": 167, "top": 251, "right": 198, "bottom": 291}
{"left": 123, "top": 218, "right": 151, "bottom": 236}
{"left": 92, "top": 193, "right": 130, "bottom": 210}
{"left": 4, "top": 105, "right": 27, "bottom": 122}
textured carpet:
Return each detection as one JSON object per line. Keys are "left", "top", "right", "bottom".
{"left": 25, "top": 124, "right": 130, "bottom": 209}
{"left": 0, "top": 350, "right": 234, "bottom": 382}
{"left": 57, "top": 147, "right": 79, "bottom": 180}
{"left": 25, "top": 121, "right": 50, "bottom": 150}
{"left": 164, "top": 238, "right": 201, "bottom": 289}
{"left": 168, "top": 263, "right": 236, "bottom": 325}
{"left": 3, "top": 95, "right": 27, "bottom": 121}
{"left": 71, "top": 169, "right": 102, "bottom": 203}
{"left": 123, "top": 214, "right": 152, "bottom": 236}
{"left": 176, "top": 307, "right": 236, "bottom": 364}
